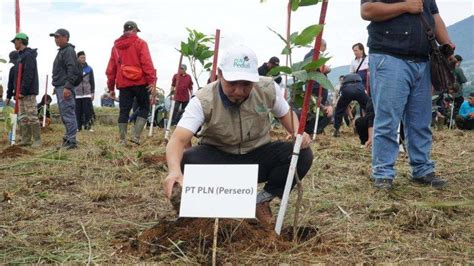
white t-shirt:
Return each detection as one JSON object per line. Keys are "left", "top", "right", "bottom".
{"left": 178, "top": 82, "right": 290, "bottom": 134}
{"left": 349, "top": 56, "right": 369, "bottom": 73}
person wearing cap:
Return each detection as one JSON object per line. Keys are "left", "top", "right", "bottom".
{"left": 455, "top": 93, "right": 474, "bottom": 130}
{"left": 7, "top": 32, "right": 41, "bottom": 147}
{"left": 453, "top": 54, "right": 467, "bottom": 94}
{"left": 162, "top": 45, "right": 313, "bottom": 225}
{"left": 106, "top": 21, "right": 157, "bottom": 145}
{"left": 50, "top": 28, "right": 80, "bottom": 149}
{"left": 6, "top": 51, "right": 19, "bottom": 107}
{"left": 74, "top": 51, "right": 95, "bottom": 132}
{"left": 171, "top": 64, "right": 193, "bottom": 125}
{"left": 362, "top": 0, "right": 453, "bottom": 189}
{"left": 258, "top": 56, "right": 282, "bottom": 85}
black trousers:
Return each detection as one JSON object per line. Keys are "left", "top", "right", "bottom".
{"left": 182, "top": 142, "right": 314, "bottom": 198}
{"left": 172, "top": 100, "right": 189, "bottom": 125}
{"left": 118, "top": 85, "right": 150, "bottom": 123}
{"left": 355, "top": 116, "right": 369, "bottom": 145}
{"left": 455, "top": 115, "right": 474, "bottom": 130}
{"left": 334, "top": 86, "right": 369, "bottom": 130}
{"left": 75, "top": 97, "right": 93, "bottom": 130}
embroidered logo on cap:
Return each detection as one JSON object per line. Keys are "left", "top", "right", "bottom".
{"left": 233, "top": 56, "right": 251, "bottom": 69}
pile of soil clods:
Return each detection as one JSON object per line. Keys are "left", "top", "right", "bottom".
{"left": 0, "top": 146, "right": 32, "bottom": 158}
{"left": 121, "top": 218, "right": 319, "bottom": 261}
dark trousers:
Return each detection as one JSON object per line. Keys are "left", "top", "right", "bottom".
{"left": 118, "top": 85, "right": 150, "bottom": 123}
{"left": 172, "top": 100, "right": 189, "bottom": 125}
{"left": 355, "top": 116, "right": 369, "bottom": 145}
{"left": 455, "top": 115, "right": 474, "bottom": 130}
{"left": 334, "top": 86, "right": 369, "bottom": 130}
{"left": 182, "top": 142, "right": 314, "bottom": 197}
{"left": 75, "top": 98, "right": 93, "bottom": 130}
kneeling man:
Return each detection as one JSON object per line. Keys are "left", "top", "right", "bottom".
{"left": 163, "top": 45, "right": 313, "bottom": 225}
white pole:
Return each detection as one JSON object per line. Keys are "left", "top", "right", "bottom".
{"left": 165, "top": 97, "right": 176, "bottom": 140}
{"left": 449, "top": 103, "right": 454, "bottom": 129}
{"left": 10, "top": 114, "right": 18, "bottom": 145}
{"left": 42, "top": 75, "right": 48, "bottom": 127}
{"left": 148, "top": 104, "right": 156, "bottom": 137}
{"left": 275, "top": 134, "right": 303, "bottom": 235}
{"left": 312, "top": 107, "right": 320, "bottom": 140}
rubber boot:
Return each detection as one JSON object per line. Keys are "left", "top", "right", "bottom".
{"left": 31, "top": 123, "right": 42, "bottom": 148}
{"left": 131, "top": 117, "right": 147, "bottom": 145}
{"left": 18, "top": 124, "right": 32, "bottom": 146}
{"left": 118, "top": 123, "right": 128, "bottom": 145}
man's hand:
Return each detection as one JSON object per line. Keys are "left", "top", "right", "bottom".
{"left": 63, "top": 88, "right": 72, "bottom": 99}
{"left": 109, "top": 90, "right": 115, "bottom": 99}
{"left": 405, "top": 0, "right": 423, "bottom": 14}
{"left": 469, "top": 113, "right": 474, "bottom": 119}
{"left": 365, "top": 139, "right": 372, "bottom": 149}
{"left": 163, "top": 171, "right": 184, "bottom": 198}
{"left": 301, "top": 132, "right": 312, "bottom": 149}
{"left": 91, "top": 94, "right": 94, "bottom": 101}
{"left": 323, "top": 105, "right": 334, "bottom": 118}
{"left": 147, "top": 84, "right": 157, "bottom": 96}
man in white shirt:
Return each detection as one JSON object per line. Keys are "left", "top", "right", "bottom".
{"left": 163, "top": 45, "right": 313, "bottom": 225}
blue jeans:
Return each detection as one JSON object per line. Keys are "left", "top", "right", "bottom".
{"left": 55, "top": 86, "right": 78, "bottom": 144}
{"left": 369, "top": 54, "right": 435, "bottom": 179}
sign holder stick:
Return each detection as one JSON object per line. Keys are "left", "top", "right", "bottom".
{"left": 212, "top": 218, "right": 219, "bottom": 266}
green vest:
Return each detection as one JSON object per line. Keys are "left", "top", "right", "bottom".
{"left": 196, "top": 77, "right": 277, "bottom": 154}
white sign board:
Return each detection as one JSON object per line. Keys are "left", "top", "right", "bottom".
{"left": 179, "top": 164, "right": 258, "bottom": 218}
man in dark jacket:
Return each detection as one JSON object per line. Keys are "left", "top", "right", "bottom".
{"left": 258, "top": 56, "right": 282, "bottom": 84}
{"left": 6, "top": 51, "right": 19, "bottom": 107}
{"left": 106, "top": 21, "right": 157, "bottom": 145}
{"left": 7, "top": 33, "right": 41, "bottom": 147}
{"left": 74, "top": 51, "right": 95, "bottom": 132}
{"left": 361, "top": 0, "right": 453, "bottom": 189}
{"left": 50, "top": 28, "right": 80, "bottom": 149}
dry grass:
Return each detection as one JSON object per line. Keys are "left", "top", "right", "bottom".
{"left": 0, "top": 123, "right": 472, "bottom": 263}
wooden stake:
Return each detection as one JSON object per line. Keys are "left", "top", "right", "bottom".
{"left": 212, "top": 218, "right": 219, "bottom": 266}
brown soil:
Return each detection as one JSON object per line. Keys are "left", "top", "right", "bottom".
{"left": 120, "top": 218, "right": 319, "bottom": 262}
{"left": 0, "top": 146, "right": 32, "bottom": 158}
{"left": 141, "top": 154, "right": 166, "bottom": 165}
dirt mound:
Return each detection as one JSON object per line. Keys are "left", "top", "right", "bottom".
{"left": 120, "top": 218, "right": 319, "bottom": 262}
{"left": 141, "top": 154, "right": 166, "bottom": 165}
{"left": 0, "top": 146, "right": 32, "bottom": 158}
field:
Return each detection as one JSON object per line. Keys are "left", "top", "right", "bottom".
{"left": 0, "top": 123, "right": 473, "bottom": 263}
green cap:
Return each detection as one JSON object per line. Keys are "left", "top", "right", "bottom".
{"left": 11, "top": 32, "right": 29, "bottom": 43}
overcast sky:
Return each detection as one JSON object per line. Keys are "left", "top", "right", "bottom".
{"left": 0, "top": 0, "right": 472, "bottom": 105}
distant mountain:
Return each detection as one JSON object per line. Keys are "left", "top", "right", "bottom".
{"left": 327, "top": 65, "right": 349, "bottom": 85}
{"left": 447, "top": 15, "right": 474, "bottom": 61}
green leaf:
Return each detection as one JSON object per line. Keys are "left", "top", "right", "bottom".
{"left": 293, "top": 24, "right": 323, "bottom": 46}
{"left": 291, "top": 0, "right": 300, "bottom": 11}
{"left": 291, "top": 57, "right": 313, "bottom": 72}
{"left": 0, "top": 58, "right": 7, "bottom": 64}
{"left": 267, "top": 27, "right": 288, "bottom": 46}
{"left": 267, "top": 66, "right": 292, "bottom": 76}
{"left": 204, "top": 62, "right": 213, "bottom": 69}
{"left": 289, "top": 32, "right": 299, "bottom": 44}
{"left": 307, "top": 72, "right": 334, "bottom": 91}
{"left": 200, "top": 50, "right": 215, "bottom": 60}
{"left": 292, "top": 70, "right": 308, "bottom": 82}
{"left": 281, "top": 46, "right": 291, "bottom": 55}
{"left": 303, "top": 57, "right": 331, "bottom": 71}
{"left": 299, "top": 0, "right": 320, "bottom": 7}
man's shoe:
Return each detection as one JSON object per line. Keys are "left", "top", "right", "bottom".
{"left": 333, "top": 128, "right": 340, "bottom": 137}
{"left": 412, "top": 172, "right": 446, "bottom": 188}
{"left": 373, "top": 178, "right": 393, "bottom": 190}
{"left": 255, "top": 201, "right": 273, "bottom": 225}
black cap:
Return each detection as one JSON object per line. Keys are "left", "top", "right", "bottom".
{"left": 269, "top": 56, "right": 280, "bottom": 66}
{"left": 124, "top": 21, "right": 141, "bottom": 32}
{"left": 49, "top": 28, "right": 70, "bottom": 38}
{"left": 454, "top": 55, "right": 463, "bottom": 62}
